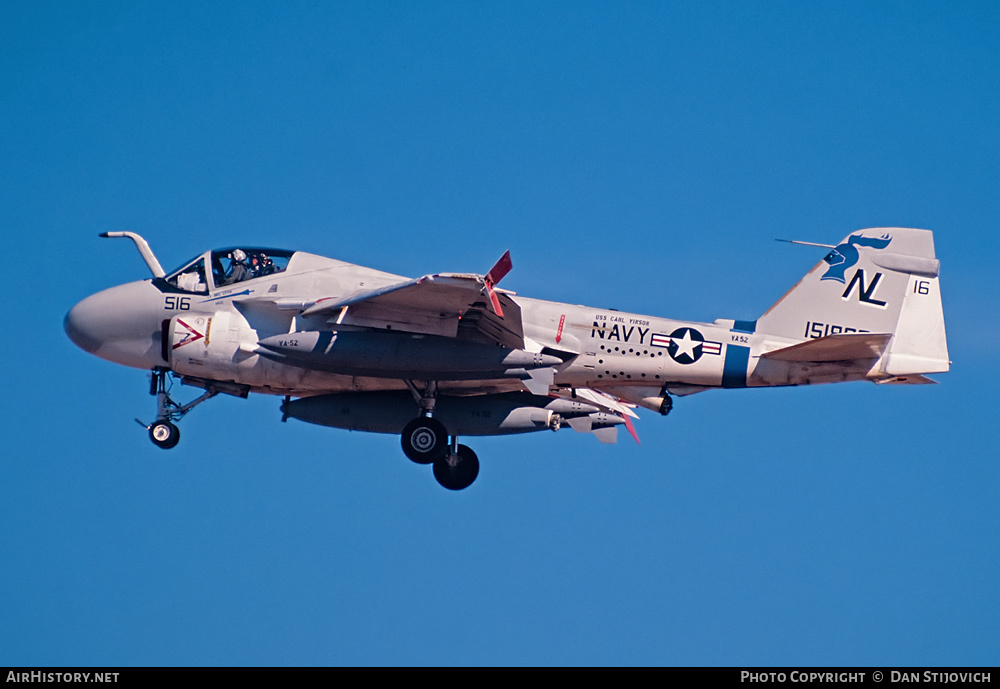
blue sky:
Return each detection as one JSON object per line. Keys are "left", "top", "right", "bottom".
{"left": 2, "top": 1, "right": 998, "bottom": 666}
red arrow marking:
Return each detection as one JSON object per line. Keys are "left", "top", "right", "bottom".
{"left": 172, "top": 318, "right": 205, "bottom": 350}
{"left": 556, "top": 314, "right": 565, "bottom": 343}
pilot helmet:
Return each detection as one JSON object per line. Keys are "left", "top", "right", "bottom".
{"left": 232, "top": 249, "right": 247, "bottom": 262}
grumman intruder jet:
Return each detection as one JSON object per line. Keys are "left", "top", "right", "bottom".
{"left": 66, "top": 229, "right": 949, "bottom": 490}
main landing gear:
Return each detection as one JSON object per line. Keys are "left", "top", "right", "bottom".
{"left": 401, "top": 416, "right": 448, "bottom": 464}
{"left": 137, "top": 368, "right": 220, "bottom": 450}
{"left": 401, "top": 381, "right": 480, "bottom": 490}
{"left": 433, "top": 442, "right": 479, "bottom": 491}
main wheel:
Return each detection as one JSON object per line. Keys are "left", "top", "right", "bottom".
{"left": 433, "top": 444, "right": 480, "bottom": 491}
{"left": 149, "top": 420, "right": 180, "bottom": 449}
{"left": 400, "top": 417, "right": 449, "bottom": 464}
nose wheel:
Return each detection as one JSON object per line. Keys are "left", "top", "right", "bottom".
{"left": 149, "top": 420, "right": 180, "bottom": 449}
{"left": 137, "top": 368, "right": 221, "bottom": 449}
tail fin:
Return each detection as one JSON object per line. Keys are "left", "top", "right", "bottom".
{"left": 756, "top": 228, "right": 949, "bottom": 375}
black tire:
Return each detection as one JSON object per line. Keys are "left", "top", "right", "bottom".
{"left": 433, "top": 444, "right": 480, "bottom": 491}
{"left": 400, "top": 417, "right": 449, "bottom": 464}
{"left": 149, "top": 421, "right": 180, "bottom": 449}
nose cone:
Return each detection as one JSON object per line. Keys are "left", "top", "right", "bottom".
{"left": 65, "top": 281, "right": 168, "bottom": 370}
{"left": 64, "top": 298, "right": 103, "bottom": 354}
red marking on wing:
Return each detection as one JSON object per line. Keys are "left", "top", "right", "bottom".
{"left": 487, "top": 288, "right": 505, "bottom": 318}
{"left": 556, "top": 314, "right": 566, "bottom": 343}
{"left": 483, "top": 250, "right": 512, "bottom": 318}
{"left": 485, "top": 250, "right": 512, "bottom": 286}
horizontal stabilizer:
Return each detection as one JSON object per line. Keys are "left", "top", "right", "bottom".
{"left": 875, "top": 374, "right": 939, "bottom": 385}
{"left": 762, "top": 333, "right": 892, "bottom": 363}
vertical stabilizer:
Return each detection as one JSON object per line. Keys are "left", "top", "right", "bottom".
{"left": 756, "top": 228, "right": 948, "bottom": 375}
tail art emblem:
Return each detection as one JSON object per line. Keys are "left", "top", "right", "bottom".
{"left": 821, "top": 233, "right": 892, "bottom": 283}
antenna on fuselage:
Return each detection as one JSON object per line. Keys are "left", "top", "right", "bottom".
{"left": 775, "top": 239, "right": 837, "bottom": 249}
{"left": 100, "top": 231, "right": 166, "bottom": 278}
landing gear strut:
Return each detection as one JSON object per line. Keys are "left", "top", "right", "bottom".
{"left": 137, "top": 368, "right": 219, "bottom": 450}
{"left": 400, "top": 380, "right": 449, "bottom": 463}
{"left": 400, "top": 380, "right": 480, "bottom": 490}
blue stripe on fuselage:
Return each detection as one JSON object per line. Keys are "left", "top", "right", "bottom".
{"left": 722, "top": 345, "right": 750, "bottom": 388}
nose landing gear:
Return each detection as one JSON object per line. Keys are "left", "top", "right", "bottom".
{"left": 149, "top": 420, "right": 181, "bottom": 449}
{"left": 136, "top": 368, "right": 232, "bottom": 449}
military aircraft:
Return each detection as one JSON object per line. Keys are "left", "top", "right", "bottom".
{"left": 65, "top": 228, "right": 949, "bottom": 490}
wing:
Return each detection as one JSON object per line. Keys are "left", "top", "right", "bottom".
{"left": 244, "top": 252, "right": 519, "bottom": 349}
{"left": 295, "top": 272, "right": 524, "bottom": 349}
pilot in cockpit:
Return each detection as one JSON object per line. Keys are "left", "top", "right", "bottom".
{"left": 260, "top": 253, "right": 275, "bottom": 276}
{"left": 249, "top": 252, "right": 275, "bottom": 278}
{"left": 225, "top": 249, "right": 250, "bottom": 285}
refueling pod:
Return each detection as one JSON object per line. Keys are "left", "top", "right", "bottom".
{"left": 281, "top": 391, "right": 625, "bottom": 437}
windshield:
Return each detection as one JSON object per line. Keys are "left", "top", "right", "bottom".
{"left": 162, "top": 247, "right": 294, "bottom": 294}
{"left": 164, "top": 256, "right": 209, "bottom": 294}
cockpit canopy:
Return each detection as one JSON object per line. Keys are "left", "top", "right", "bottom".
{"left": 162, "top": 247, "right": 294, "bottom": 294}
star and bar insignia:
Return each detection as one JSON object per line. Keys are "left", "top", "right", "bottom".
{"left": 651, "top": 327, "right": 722, "bottom": 364}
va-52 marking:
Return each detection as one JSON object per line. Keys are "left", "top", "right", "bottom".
{"left": 66, "top": 228, "right": 949, "bottom": 490}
